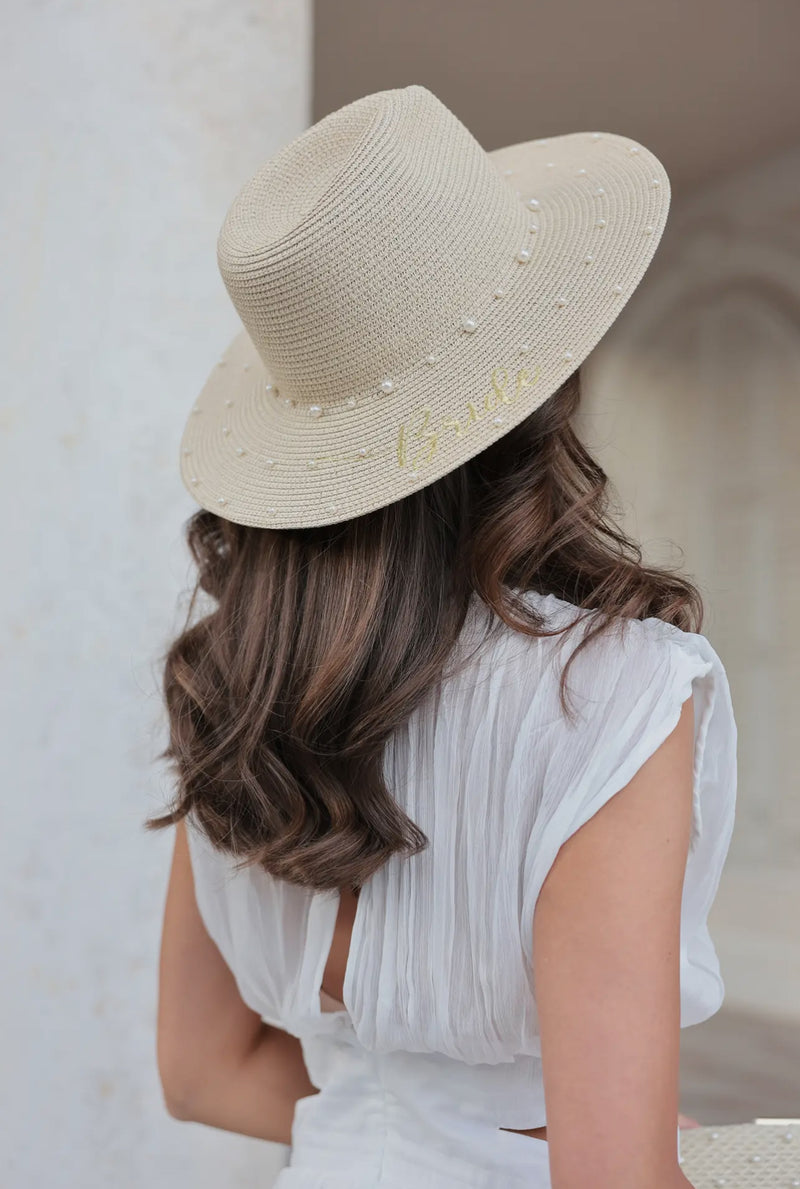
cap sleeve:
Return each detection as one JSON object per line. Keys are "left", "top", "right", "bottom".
{"left": 520, "top": 615, "right": 738, "bottom": 1024}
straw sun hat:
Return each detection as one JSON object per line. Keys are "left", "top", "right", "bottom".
{"left": 178, "top": 84, "right": 670, "bottom": 529}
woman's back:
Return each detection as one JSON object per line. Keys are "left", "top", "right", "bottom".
{"left": 151, "top": 83, "right": 732, "bottom": 1189}
{"left": 184, "top": 588, "right": 737, "bottom": 1187}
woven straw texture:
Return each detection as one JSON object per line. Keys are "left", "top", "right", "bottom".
{"left": 679, "top": 1121, "right": 800, "bottom": 1187}
{"left": 179, "top": 84, "right": 670, "bottom": 529}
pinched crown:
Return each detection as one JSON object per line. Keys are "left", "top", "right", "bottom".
{"left": 216, "top": 85, "right": 528, "bottom": 409}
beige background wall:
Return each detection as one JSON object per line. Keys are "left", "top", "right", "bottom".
{"left": 314, "top": 0, "right": 800, "bottom": 196}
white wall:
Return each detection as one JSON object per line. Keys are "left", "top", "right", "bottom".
{"left": 0, "top": 3, "right": 311, "bottom": 1185}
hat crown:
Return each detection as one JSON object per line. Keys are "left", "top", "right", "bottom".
{"left": 217, "top": 85, "right": 527, "bottom": 405}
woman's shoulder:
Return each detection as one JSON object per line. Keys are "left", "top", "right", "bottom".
{"left": 454, "top": 588, "right": 734, "bottom": 771}
{"left": 508, "top": 587, "right": 728, "bottom": 679}
{"left": 504, "top": 594, "right": 737, "bottom": 934}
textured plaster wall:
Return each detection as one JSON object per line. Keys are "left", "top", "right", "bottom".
{"left": 0, "top": 3, "right": 310, "bottom": 1185}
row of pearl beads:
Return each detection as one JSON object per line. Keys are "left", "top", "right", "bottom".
{"left": 201, "top": 204, "right": 638, "bottom": 422}
{"left": 188, "top": 340, "right": 586, "bottom": 498}
{"left": 187, "top": 383, "right": 530, "bottom": 485}
{"left": 198, "top": 308, "right": 596, "bottom": 426}
{"left": 263, "top": 256, "right": 643, "bottom": 416}
{"left": 263, "top": 218, "right": 544, "bottom": 413}
{"left": 203, "top": 213, "right": 649, "bottom": 420}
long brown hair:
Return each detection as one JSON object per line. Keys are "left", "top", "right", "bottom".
{"left": 145, "top": 369, "right": 703, "bottom": 889}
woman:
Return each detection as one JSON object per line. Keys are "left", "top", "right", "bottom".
{"left": 148, "top": 85, "right": 735, "bottom": 1188}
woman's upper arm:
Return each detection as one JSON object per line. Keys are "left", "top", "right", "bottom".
{"left": 156, "top": 818, "right": 263, "bottom": 1113}
{"left": 532, "top": 694, "right": 694, "bottom": 1189}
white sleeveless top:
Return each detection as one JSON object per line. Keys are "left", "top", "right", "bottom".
{"left": 185, "top": 589, "right": 737, "bottom": 1188}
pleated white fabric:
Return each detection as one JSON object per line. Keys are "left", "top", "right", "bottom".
{"left": 185, "top": 589, "right": 737, "bottom": 1187}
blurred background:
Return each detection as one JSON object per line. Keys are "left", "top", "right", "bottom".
{"left": 2, "top": 1, "right": 798, "bottom": 1185}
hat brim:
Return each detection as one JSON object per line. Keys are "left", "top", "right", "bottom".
{"left": 179, "top": 131, "right": 669, "bottom": 529}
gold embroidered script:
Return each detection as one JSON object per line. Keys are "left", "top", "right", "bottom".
{"left": 305, "top": 363, "right": 540, "bottom": 470}
{"left": 396, "top": 365, "right": 539, "bottom": 471}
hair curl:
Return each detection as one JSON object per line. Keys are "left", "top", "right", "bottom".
{"left": 145, "top": 369, "right": 703, "bottom": 890}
